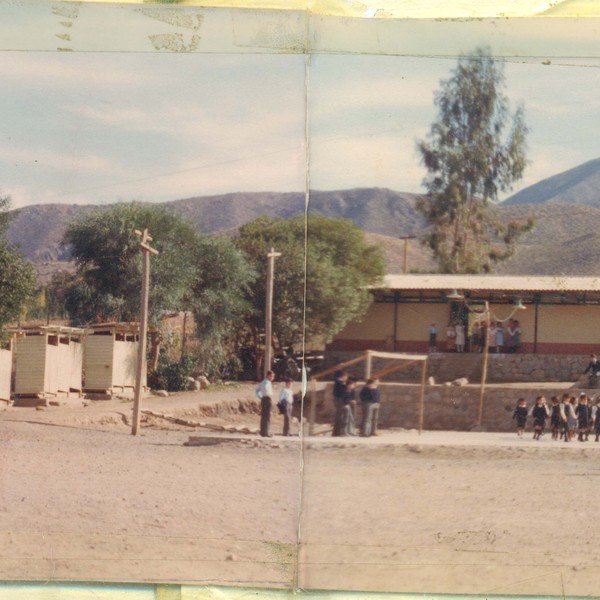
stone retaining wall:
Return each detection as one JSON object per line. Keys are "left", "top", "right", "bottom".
{"left": 323, "top": 351, "right": 591, "bottom": 384}
{"left": 311, "top": 383, "right": 592, "bottom": 433}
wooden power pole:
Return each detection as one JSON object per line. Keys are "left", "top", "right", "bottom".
{"left": 264, "top": 247, "right": 281, "bottom": 378}
{"left": 132, "top": 228, "right": 159, "bottom": 436}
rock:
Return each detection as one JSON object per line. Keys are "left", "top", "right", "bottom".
{"left": 225, "top": 553, "right": 235, "bottom": 561}
{"left": 198, "top": 376, "right": 210, "bottom": 390}
{"left": 470, "top": 424, "right": 487, "bottom": 432}
{"left": 452, "top": 377, "right": 469, "bottom": 386}
{"left": 152, "top": 390, "right": 169, "bottom": 397}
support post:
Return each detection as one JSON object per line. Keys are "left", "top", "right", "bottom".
{"left": 418, "top": 357, "right": 427, "bottom": 434}
{"left": 132, "top": 229, "right": 159, "bottom": 436}
{"left": 365, "top": 350, "right": 373, "bottom": 380}
{"left": 264, "top": 247, "right": 281, "bottom": 378}
{"left": 309, "top": 377, "right": 317, "bottom": 436}
{"left": 477, "top": 301, "right": 490, "bottom": 427}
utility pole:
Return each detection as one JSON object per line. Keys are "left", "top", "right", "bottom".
{"left": 399, "top": 235, "right": 416, "bottom": 273}
{"left": 132, "top": 228, "right": 159, "bottom": 436}
{"left": 264, "top": 247, "right": 281, "bottom": 378}
{"left": 477, "top": 300, "right": 490, "bottom": 427}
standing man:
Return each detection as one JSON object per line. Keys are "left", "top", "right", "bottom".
{"left": 256, "top": 370, "right": 275, "bottom": 437}
{"left": 428, "top": 323, "right": 438, "bottom": 353}
{"left": 278, "top": 378, "right": 294, "bottom": 436}
{"left": 360, "top": 378, "right": 381, "bottom": 437}
{"left": 332, "top": 370, "right": 348, "bottom": 436}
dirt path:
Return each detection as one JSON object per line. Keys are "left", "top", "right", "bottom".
{"left": 2, "top": 387, "right": 600, "bottom": 595}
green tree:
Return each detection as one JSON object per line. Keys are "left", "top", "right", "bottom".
{"left": 64, "top": 203, "right": 200, "bottom": 325}
{"left": 236, "top": 215, "right": 385, "bottom": 352}
{"left": 417, "top": 46, "right": 533, "bottom": 274}
{"left": 188, "top": 235, "right": 256, "bottom": 379}
{"left": 0, "top": 195, "right": 37, "bottom": 336}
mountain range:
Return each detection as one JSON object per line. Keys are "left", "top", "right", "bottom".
{"left": 6, "top": 157, "right": 600, "bottom": 278}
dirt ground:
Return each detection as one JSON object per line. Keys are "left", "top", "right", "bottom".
{"left": 2, "top": 384, "right": 600, "bottom": 596}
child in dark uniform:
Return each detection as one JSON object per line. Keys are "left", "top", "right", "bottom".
{"left": 593, "top": 396, "right": 600, "bottom": 442}
{"left": 576, "top": 393, "right": 591, "bottom": 442}
{"left": 512, "top": 398, "right": 528, "bottom": 437}
{"left": 550, "top": 396, "right": 562, "bottom": 440}
{"left": 531, "top": 396, "right": 549, "bottom": 440}
{"left": 559, "top": 393, "right": 571, "bottom": 442}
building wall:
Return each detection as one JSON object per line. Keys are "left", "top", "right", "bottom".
{"left": 312, "top": 383, "right": 592, "bottom": 432}
{"left": 329, "top": 301, "right": 600, "bottom": 355}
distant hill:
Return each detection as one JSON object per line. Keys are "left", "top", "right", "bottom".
{"left": 6, "top": 188, "right": 426, "bottom": 263}
{"left": 503, "top": 157, "right": 600, "bottom": 207}
{"left": 8, "top": 175, "right": 600, "bottom": 279}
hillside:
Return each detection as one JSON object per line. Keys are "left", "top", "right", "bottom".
{"left": 7, "top": 183, "right": 600, "bottom": 278}
{"left": 503, "top": 157, "right": 600, "bottom": 207}
{"left": 6, "top": 188, "right": 425, "bottom": 263}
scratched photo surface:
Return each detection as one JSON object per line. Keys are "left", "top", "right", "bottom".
{"left": 2, "top": 2, "right": 600, "bottom": 596}
{"left": 299, "top": 47, "right": 600, "bottom": 596}
{"left": 0, "top": 42, "right": 308, "bottom": 586}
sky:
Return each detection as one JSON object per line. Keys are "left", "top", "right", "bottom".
{"left": 0, "top": 49, "right": 599, "bottom": 208}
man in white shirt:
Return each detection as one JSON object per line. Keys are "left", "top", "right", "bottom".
{"left": 256, "top": 370, "right": 275, "bottom": 437}
{"left": 278, "top": 378, "right": 294, "bottom": 436}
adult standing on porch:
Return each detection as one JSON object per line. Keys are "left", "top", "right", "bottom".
{"left": 256, "top": 370, "right": 275, "bottom": 437}
{"left": 455, "top": 322, "right": 465, "bottom": 353}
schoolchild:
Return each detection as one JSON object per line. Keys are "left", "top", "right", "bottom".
{"left": 512, "top": 398, "right": 528, "bottom": 437}
{"left": 576, "top": 393, "right": 592, "bottom": 442}
{"left": 593, "top": 396, "right": 600, "bottom": 442}
{"left": 568, "top": 396, "right": 579, "bottom": 440}
{"left": 530, "top": 396, "right": 550, "bottom": 440}
{"left": 549, "top": 396, "right": 562, "bottom": 440}
{"left": 559, "top": 393, "right": 571, "bottom": 441}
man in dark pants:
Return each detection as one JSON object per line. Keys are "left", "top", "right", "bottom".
{"left": 360, "top": 378, "right": 381, "bottom": 437}
{"left": 256, "top": 370, "right": 275, "bottom": 437}
{"left": 332, "top": 370, "right": 348, "bottom": 436}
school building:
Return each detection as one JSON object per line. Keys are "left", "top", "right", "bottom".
{"left": 327, "top": 275, "right": 600, "bottom": 355}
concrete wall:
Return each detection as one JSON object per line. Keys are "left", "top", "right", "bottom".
{"left": 323, "top": 351, "right": 591, "bottom": 384}
{"left": 312, "top": 383, "right": 586, "bottom": 433}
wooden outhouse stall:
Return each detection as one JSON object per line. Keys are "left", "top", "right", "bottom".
{"left": 14, "top": 326, "right": 84, "bottom": 399}
{"left": 84, "top": 322, "right": 142, "bottom": 396}
{"left": 0, "top": 338, "right": 13, "bottom": 403}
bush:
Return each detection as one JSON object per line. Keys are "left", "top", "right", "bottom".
{"left": 148, "top": 354, "right": 197, "bottom": 392}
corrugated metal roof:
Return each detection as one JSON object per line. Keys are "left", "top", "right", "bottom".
{"left": 373, "top": 274, "right": 600, "bottom": 292}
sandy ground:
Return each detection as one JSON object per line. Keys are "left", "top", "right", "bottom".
{"left": 2, "top": 384, "right": 600, "bottom": 596}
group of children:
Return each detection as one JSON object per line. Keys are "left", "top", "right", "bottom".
{"left": 512, "top": 393, "right": 600, "bottom": 442}
{"left": 433, "top": 319, "right": 523, "bottom": 353}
